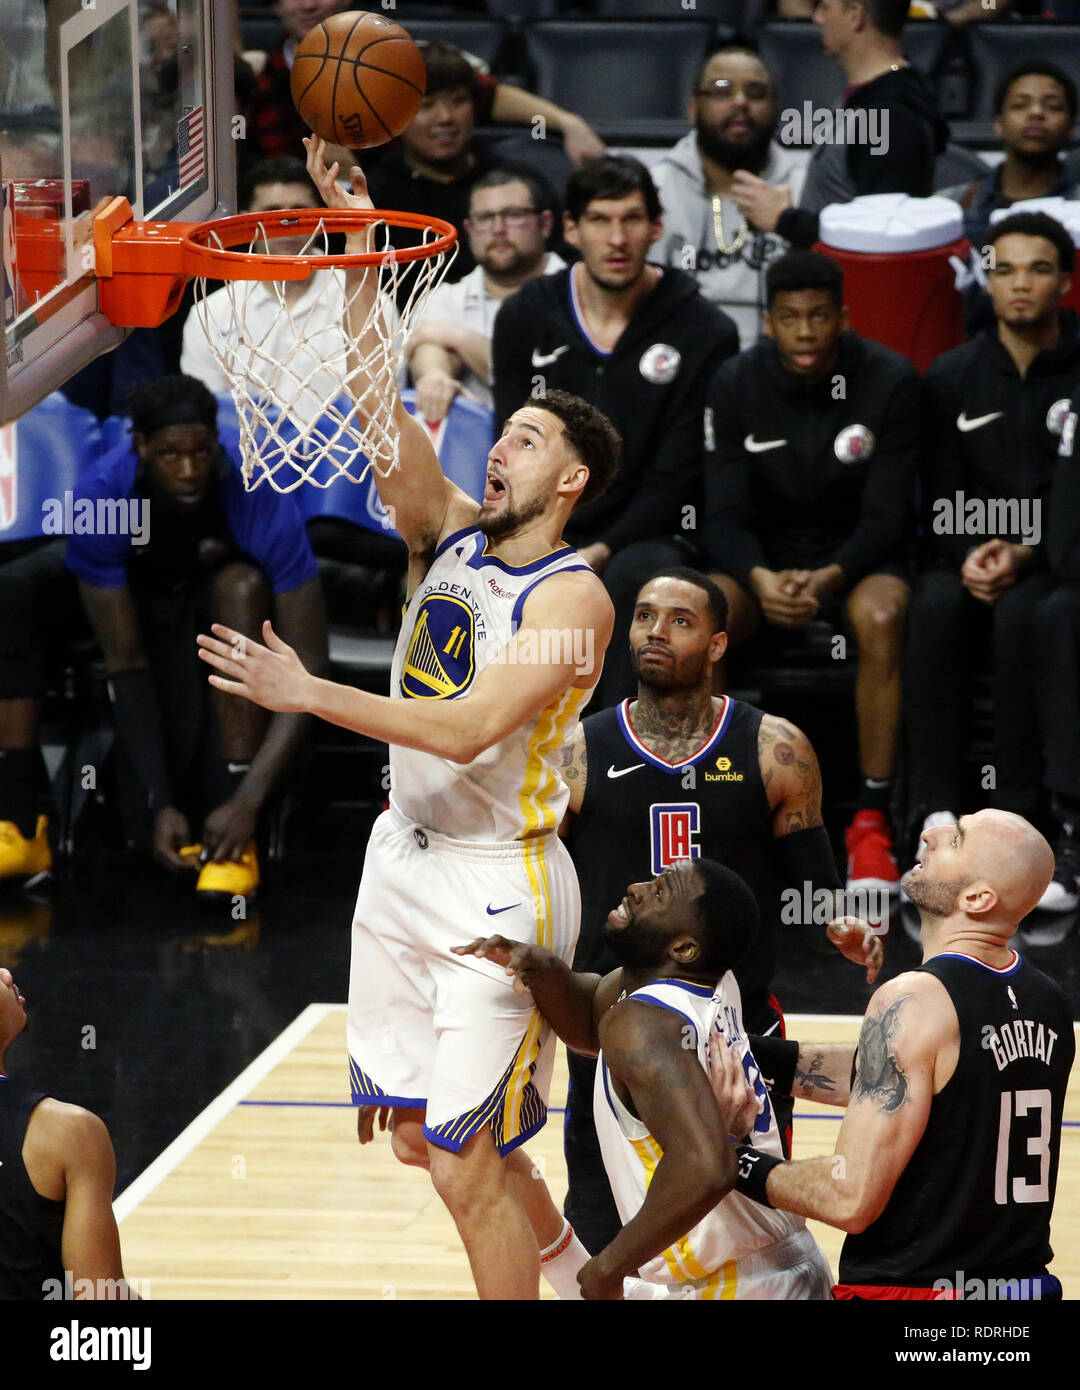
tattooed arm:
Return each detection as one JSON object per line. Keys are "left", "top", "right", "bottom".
{"left": 761, "top": 973, "right": 956, "bottom": 1232}
{"left": 580, "top": 1000, "right": 740, "bottom": 1297}
{"left": 557, "top": 721, "right": 588, "bottom": 830}
{"left": 791, "top": 1043, "right": 855, "bottom": 1106}
{"left": 758, "top": 714, "right": 824, "bottom": 835}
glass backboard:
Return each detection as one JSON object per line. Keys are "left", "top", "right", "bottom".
{"left": 0, "top": 0, "right": 235, "bottom": 424}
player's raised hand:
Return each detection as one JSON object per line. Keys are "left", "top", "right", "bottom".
{"left": 303, "top": 134, "right": 374, "bottom": 213}
{"left": 827, "top": 914, "right": 884, "bottom": 985}
{"left": 707, "top": 1031, "right": 760, "bottom": 1139}
{"left": 197, "top": 621, "right": 313, "bottom": 713}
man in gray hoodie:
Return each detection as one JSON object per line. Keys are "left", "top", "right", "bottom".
{"left": 651, "top": 47, "right": 807, "bottom": 349}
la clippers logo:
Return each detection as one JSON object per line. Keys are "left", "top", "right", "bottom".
{"left": 0, "top": 423, "right": 15, "bottom": 530}
{"left": 649, "top": 803, "right": 700, "bottom": 876}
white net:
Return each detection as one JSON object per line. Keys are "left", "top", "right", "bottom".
{"left": 192, "top": 214, "right": 455, "bottom": 492}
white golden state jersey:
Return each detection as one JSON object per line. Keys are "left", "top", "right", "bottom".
{"left": 389, "top": 526, "right": 595, "bottom": 841}
{"left": 595, "top": 973, "right": 807, "bottom": 1292}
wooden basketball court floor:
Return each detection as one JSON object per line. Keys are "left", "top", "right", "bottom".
{"left": 113, "top": 1010, "right": 1080, "bottom": 1300}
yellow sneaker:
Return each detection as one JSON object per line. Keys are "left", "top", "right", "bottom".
{"left": 0, "top": 816, "right": 52, "bottom": 888}
{"left": 195, "top": 841, "right": 259, "bottom": 900}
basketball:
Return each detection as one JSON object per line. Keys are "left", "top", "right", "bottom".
{"left": 290, "top": 11, "right": 426, "bottom": 150}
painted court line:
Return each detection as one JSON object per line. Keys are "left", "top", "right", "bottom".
{"left": 114, "top": 1002, "right": 342, "bottom": 1223}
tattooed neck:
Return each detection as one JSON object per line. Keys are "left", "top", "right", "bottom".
{"left": 630, "top": 688, "right": 719, "bottom": 761}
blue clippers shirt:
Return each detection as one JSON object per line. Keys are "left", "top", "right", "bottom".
{"left": 64, "top": 435, "right": 318, "bottom": 594}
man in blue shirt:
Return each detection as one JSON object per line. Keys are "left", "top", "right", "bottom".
{"left": 0, "top": 375, "right": 326, "bottom": 897}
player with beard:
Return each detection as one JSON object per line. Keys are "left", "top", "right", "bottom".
{"left": 651, "top": 46, "right": 807, "bottom": 347}
{"left": 196, "top": 138, "right": 623, "bottom": 1303}
{"left": 552, "top": 567, "right": 882, "bottom": 1253}
{"left": 725, "top": 811, "right": 1074, "bottom": 1301}
{"left": 456, "top": 858, "right": 833, "bottom": 1300}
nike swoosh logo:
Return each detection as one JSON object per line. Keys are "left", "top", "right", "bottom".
{"left": 607, "top": 763, "right": 645, "bottom": 779}
{"left": 744, "top": 435, "right": 787, "bottom": 453}
{"left": 957, "top": 411, "right": 1004, "bottom": 432}
{"left": 486, "top": 903, "right": 520, "bottom": 915}
{"left": 531, "top": 345, "right": 570, "bottom": 367}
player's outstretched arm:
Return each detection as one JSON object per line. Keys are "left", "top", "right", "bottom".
{"left": 761, "top": 714, "right": 884, "bottom": 983}
{"left": 738, "top": 973, "right": 952, "bottom": 1232}
{"left": 452, "top": 936, "right": 621, "bottom": 1056}
{"left": 579, "top": 1001, "right": 744, "bottom": 1299}
{"left": 24, "top": 1101, "right": 138, "bottom": 1298}
{"left": 198, "top": 570, "right": 613, "bottom": 764}
{"left": 731, "top": 1032, "right": 855, "bottom": 1108}
{"left": 304, "top": 136, "right": 476, "bottom": 554}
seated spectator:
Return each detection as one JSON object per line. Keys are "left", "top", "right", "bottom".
{"left": 731, "top": 0, "right": 949, "bottom": 249}
{"left": 650, "top": 45, "right": 807, "bottom": 349}
{"left": 408, "top": 165, "right": 564, "bottom": 424}
{"left": 939, "top": 62, "right": 1078, "bottom": 252}
{"left": 0, "top": 376, "right": 327, "bottom": 897}
{"left": 1033, "top": 402, "right": 1080, "bottom": 909}
{"left": 246, "top": 7, "right": 603, "bottom": 183}
{"left": 905, "top": 212, "right": 1080, "bottom": 910}
{"left": 364, "top": 43, "right": 597, "bottom": 284}
{"left": 703, "top": 251, "right": 920, "bottom": 894}
{"left": 492, "top": 155, "right": 739, "bottom": 707}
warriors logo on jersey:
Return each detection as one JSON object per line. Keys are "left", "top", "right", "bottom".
{"left": 401, "top": 594, "right": 476, "bottom": 699}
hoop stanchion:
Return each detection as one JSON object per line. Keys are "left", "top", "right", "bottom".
{"left": 93, "top": 199, "right": 457, "bottom": 491}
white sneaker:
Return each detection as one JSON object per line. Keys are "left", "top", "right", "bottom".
{"left": 1037, "top": 836, "right": 1080, "bottom": 913}
{"left": 901, "top": 811, "right": 957, "bottom": 904}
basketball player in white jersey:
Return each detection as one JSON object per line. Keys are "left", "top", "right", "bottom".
{"left": 458, "top": 858, "right": 833, "bottom": 1299}
{"left": 196, "top": 137, "right": 620, "bottom": 1300}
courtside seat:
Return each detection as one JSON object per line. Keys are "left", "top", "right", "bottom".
{"left": 401, "top": 18, "right": 511, "bottom": 73}
{"left": 522, "top": 21, "right": 714, "bottom": 143}
{"left": 933, "top": 143, "right": 990, "bottom": 192}
{"left": 0, "top": 392, "right": 97, "bottom": 546}
{"left": 756, "top": 21, "right": 841, "bottom": 118}
{"left": 968, "top": 24, "right": 1080, "bottom": 119}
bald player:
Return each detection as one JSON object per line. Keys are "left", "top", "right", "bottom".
{"left": 725, "top": 810, "right": 1074, "bottom": 1300}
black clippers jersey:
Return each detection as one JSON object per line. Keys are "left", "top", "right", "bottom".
{"left": 840, "top": 952, "right": 1075, "bottom": 1289}
{"left": 568, "top": 697, "right": 777, "bottom": 1024}
{"left": 0, "top": 1075, "right": 65, "bottom": 1300}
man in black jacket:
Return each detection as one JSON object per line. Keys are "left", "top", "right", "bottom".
{"left": 703, "top": 251, "right": 921, "bottom": 896}
{"left": 492, "top": 155, "right": 739, "bottom": 706}
{"left": 906, "top": 212, "right": 1080, "bottom": 911}
{"left": 729, "top": 0, "right": 949, "bottom": 250}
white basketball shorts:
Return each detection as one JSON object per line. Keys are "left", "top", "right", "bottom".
{"left": 623, "top": 1228, "right": 834, "bottom": 1301}
{"left": 347, "top": 806, "right": 580, "bottom": 1155}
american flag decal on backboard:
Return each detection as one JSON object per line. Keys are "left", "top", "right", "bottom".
{"left": 177, "top": 106, "right": 205, "bottom": 189}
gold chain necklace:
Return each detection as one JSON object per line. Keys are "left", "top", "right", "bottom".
{"left": 711, "top": 193, "right": 748, "bottom": 257}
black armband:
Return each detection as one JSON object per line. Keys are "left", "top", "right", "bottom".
{"left": 746, "top": 1035, "right": 800, "bottom": 1099}
{"left": 106, "top": 666, "right": 173, "bottom": 811}
{"left": 735, "top": 1144, "right": 781, "bottom": 1208}
{"left": 776, "top": 826, "right": 843, "bottom": 950}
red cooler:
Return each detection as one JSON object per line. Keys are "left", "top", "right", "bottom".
{"left": 989, "top": 196, "right": 1080, "bottom": 315}
{"left": 815, "top": 194, "right": 968, "bottom": 372}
